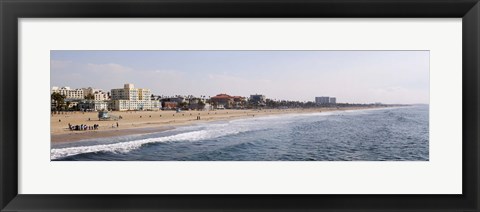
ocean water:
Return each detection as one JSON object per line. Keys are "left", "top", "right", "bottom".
{"left": 52, "top": 105, "right": 429, "bottom": 161}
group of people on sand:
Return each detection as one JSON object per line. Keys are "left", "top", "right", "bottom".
{"left": 68, "top": 123, "right": 99, "bottom": 131}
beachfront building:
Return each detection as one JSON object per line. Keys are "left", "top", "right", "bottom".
{"left": 112, "top": 100, "right": 153, "bottom": 111}
{"left": 315, "top": 96, "right": 336, "bottom": 105}
{"left": 209, "top": 94, "right": 247, "bottom": 109}
{"left": 162, "top": 101, "right": 178, "bottom": 110}
{"left": 152, "top": 100, "right": 161, "bottom": 110}
{"left": 249, "top": 94, "right": 266, "bottom": 107}
{"left": 209, "top": 94, "right": 233, "bottom": 109}
{"left": 94, "top": 91, "right": 109, "bottom": 101}
{"left": 110, "top": 83, "right": 155, "bottom": 111}
{"left": 329, "top": 97, "right": 337, "bottom": 104}
{"left": 315, "top": 96, "right": 330, "bottom": 105}
{"left": 51, "top": 86, "right": 84, "bottom": 100}
{"left": 77, "top": 100, "right": 109, "bottom": 111}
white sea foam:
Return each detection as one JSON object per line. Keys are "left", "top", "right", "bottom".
{"left": 51, "top": 123, "right": 251, "bottom": 160}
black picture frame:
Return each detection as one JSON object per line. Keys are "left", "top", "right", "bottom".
{"left": 1, "top": 0, "right": 479, "bottom": 211}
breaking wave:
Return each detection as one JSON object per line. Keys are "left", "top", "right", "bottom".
{"left": 51, "top": 123, "right": 250, "bottom": 160}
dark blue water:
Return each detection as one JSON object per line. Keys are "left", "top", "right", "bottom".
{"left": 52, "top": 106, "right": 429, "bottom": 161}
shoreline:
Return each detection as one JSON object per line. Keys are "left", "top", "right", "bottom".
{"left": 51, "top": 106, "right": 399, "bottom": 143}
{"left": 51, "top": 126, "right": 175, "bottom": 143}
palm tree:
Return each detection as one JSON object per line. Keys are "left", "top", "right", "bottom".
{"left": 51, "top": 93, "right": 66, "bottom": 111}
{"left": 197, "top": 100, "right": 206, "bottom": 110}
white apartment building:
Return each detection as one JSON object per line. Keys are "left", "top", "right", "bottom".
{"left": 93, "top": 92, "right": 109, "bottom": 101}
{"left": 111, "top": 83, "right": 155, "bottom": 111}
{"left": 51, "top": 86, "right": 84, "bottom": 100}
{"left": 113, "top": 100, "right": 153, "bottom": 111}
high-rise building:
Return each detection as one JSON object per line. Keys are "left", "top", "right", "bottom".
{"left": 329, "top": 97, "right": 336, "bottom": 104}
{"left": 315, "top": 96, "right": 330, "bottom": 105}
{"left": 111, "top": 83, "right": 155, "bottom": 111}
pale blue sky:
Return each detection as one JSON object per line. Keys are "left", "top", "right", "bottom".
{"left": 51, "top": 51, "right": 429, "bottom": 104}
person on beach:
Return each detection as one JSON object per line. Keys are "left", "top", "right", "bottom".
{"left": 116, "top": 122, "right": 119, "bottom": 128}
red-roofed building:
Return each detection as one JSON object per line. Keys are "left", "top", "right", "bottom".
{"left": 210, "top": 94, "right": 234, "bottom": 109}
{"left": 210, "top": 94, "right": 246, "bottom": 109}
{"left": 163, "top": 101, "right": 178, "bottom": 110}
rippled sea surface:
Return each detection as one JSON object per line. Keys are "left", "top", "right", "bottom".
{"left": 52, "top": 105, "right": 429, "bottom": 161}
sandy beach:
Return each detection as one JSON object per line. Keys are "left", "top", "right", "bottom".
{"left": 51, "top": 106, "right": 385, "bottom": 143}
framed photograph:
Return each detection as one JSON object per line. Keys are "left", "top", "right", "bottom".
{"left": 1, "top": 0, "right": 479, "bottom": 211}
